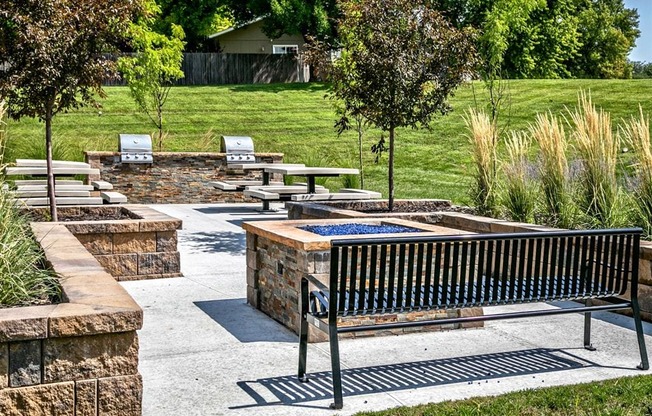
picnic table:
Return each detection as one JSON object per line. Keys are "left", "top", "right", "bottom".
{"left": 262, "top": 166, "right": 359, "bottom": 194}
{"left": 3, "top": 159, "right": 126, "bottom": 206}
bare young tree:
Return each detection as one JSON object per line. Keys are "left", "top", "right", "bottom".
{"left": 0, "top": 0, "right": 145, "bottom": 220}
{"left": 330, "top": 0, "right": 477, "bottom": 210}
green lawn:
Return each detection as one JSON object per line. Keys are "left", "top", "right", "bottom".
{"left": 355, "top": 375, "right": 652, "bottom": 416}
{"left": 6, "top": 79, "right": 652, "bottom": 204}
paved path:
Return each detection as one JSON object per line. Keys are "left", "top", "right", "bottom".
{"left": 121, "top": 203, "right": 652, "bottom": 416}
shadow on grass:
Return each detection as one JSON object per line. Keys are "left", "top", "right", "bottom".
{"left": 230, "top": 348, "right": 594, "bottom": 410}
{"left": 194, "top": 298, "right": 296, "bottom": 343}
{"left": 226, "top": 82, "right": 329, "bottom": 94}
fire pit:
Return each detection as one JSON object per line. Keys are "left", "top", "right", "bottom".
{"left": 242, "top": 218, "right": 478, "bottom": 342}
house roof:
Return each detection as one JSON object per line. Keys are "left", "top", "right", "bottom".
{"left": 207, "top": 16, "right": 265, "bottom": 39}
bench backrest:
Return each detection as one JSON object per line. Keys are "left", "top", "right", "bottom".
{"left": 329, "top": 228, "right": 641, "bottom": 317}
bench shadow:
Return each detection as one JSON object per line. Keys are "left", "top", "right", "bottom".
{"left": 230, "top": 348, "right": 593, "bottom": 410}
{"left": 194, "top": 206, "right": 286, "bottom": 215}
{"left": 194, "top": 298, "right": 296, "bottom": 343}
{"left": 180, "top": 231, "right": 245, "bottom": 255}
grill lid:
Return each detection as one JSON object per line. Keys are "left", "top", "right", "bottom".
{"left": 221, "top": 136, "right": 255, "bottom": 164}
{"left": 119, "top": 134, "right": 153, "bottom": 164}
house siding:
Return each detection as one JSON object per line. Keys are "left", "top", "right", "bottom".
{"left": 215, "top": 20, "right": 306, "bottom": 54}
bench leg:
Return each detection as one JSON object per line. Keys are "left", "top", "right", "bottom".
{"left": 298, "top": 278, "right": 309, "bottom": 382}
{"left": 632, "top": 299, "right": 650, "bottom": 370}
{"left": 329, "top": 320, "right": 344, "bottom": 410}
{"left": 584, "top": 299, "right": 596, "bottom": 351}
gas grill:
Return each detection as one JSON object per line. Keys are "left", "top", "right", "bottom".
{"left": 119, "top": 134, "right": 154, "bottom": 164}
{"left": 221, "top": 136, "right": 255, "bottom": 164}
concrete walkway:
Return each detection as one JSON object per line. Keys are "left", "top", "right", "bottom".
{"left": 121, "top": 203, "right": 652, "bottom": 416}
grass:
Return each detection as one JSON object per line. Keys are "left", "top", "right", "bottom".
{"left": 354, "top": 375, "right": 652, "bottom": 416}
{"left": 0, "top": 184, "right": 61, "bottom": 307}
{"left": 5, "top": 79, "right": 652, "bottom": 204}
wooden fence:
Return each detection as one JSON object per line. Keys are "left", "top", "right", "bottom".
{"left": 105, "top": 53, "right": 308, "bottom": 86}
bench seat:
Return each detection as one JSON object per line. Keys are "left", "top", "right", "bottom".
{"left": 14, "top": 197, "right": 104, "bottom": 206}
{"left": 101, "top": 191, "right": 128, "bottom": 204}
{"left": 13, "top": 190, "right": 92, "bottom": 198}
{"left": 210, "top": 180, "right": 283, "bottom": 191}
{"left": 91, "top": 180, "right": 114, "bottom": 190}
{"left": 291, "top": 189, "right": 381, "bottom": 201}
{"left": 12, "top": 180, "right": 84, "bottom": 186}
{"left": 5, "top": 166, "right": 100, "bottom": 176}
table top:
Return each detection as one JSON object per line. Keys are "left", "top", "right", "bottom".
{"left": 227, "top": 163, "right": 305, "bottom": 170}
{"left": 263, "top": 166, "right": 360, "bottom": 176}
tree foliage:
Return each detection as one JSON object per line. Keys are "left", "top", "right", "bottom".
{"left": 119, "top": 10, "right": 185, "bottom": 152}
{"left": 0, "top": 0, "right": 144, "bottom": 220}
{"left": 330, "top": 0, "right": 476, "bottom": 210}
{"left": 432, "top": 0, "right": 639, "bottom": 79}
{"left": 154, "top": 0, "right": 231, "bottom": 51}
{"left": 226, "top": 0, "right": 340, "bottom": 45}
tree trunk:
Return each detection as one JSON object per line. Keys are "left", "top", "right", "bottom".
{"left": 388, "top": 126, "right": 395, "bottom": 212}
{"left": 157, "top": 105, "right": 163, "bottom": 152}
{"left": 45, "top": 106, "right": 57, "bottom": 222}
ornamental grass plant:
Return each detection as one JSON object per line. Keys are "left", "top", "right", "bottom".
{"left": 500, "top": 131, "right": 535, "bottom": 223}
{"left": 466, "top": 108, "right": 498, "bottom": 217}
{"left": 568, "top": 91, "right": 625, "bottom": 228}
{"left": 0, "top": 185, "right": 61, "bottom": 307}
{"left": 530, "top": 111, "right": 576, "bottom": 228}
{"left": 622, "top": 106, "right": 652, "bottom": 237}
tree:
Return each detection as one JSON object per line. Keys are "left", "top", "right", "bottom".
{"left": 226, "top": 0, "right": 341, "bottom": 46}
{"left": 331, "top": 0, "right": 477, "bottom": 211}
{"left": 0, "top": 0, "right": 144, "bottom": 221}
{"left": 432, "top": 0, "right": 639, "bottom": 79}
{"left": 155, "top": 0, "right": 231, "bottom": 51}
{"left": 118, "top": 17, "right": 185, "bottom": 152}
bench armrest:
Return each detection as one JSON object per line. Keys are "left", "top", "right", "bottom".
{"left": 305, "top": 273, "right": 329, "bottom": 292}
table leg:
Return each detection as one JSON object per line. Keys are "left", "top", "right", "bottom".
{"left": 262, "top": 171, "right": 270, "bottom": 186}
{"left": 307, "top": 176, "right": 316, "bottom": 194}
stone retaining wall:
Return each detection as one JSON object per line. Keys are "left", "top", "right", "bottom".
{"left": 85, "top": 152, "right": 283, "bottom": 204}
{"left": 25, "top": 206, "right": 182, "bottom": 282}
{"left": 0, "top": 223, "right": 143, "bottom": 415}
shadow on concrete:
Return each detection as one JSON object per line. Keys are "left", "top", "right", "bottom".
{"left": 227, "top": 216, "right": 288, "bottom": 228}
{"left": 194, "top": 206, "right": 286, "bottom": 215}
{"left": 231, "top": 348, "right": 592, "bottom": 410}
{"left": 194, "top": 298, "right": 296, "bottom": 343}
{"left": 180, "top": 231, "right": 246, "bottom": 255}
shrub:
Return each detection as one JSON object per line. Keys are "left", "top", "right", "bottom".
{"left": 0, "top": 185, "right": 61, "bottom": 307}
{"left": 500, "top": 131, "right": 535, "bottom": 223}
{"left": 466, "top": 108, "right": 498, "bottom": 216}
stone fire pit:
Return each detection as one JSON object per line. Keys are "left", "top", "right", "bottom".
{"left": 242, "top": 218, "right": 481, "bottom": 343}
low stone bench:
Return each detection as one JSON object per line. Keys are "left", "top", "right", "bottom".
{"left": 14, "top": 196, "right": 104, "bottom": 206}
{"left": 101, "top": 191, "right": 128, "bottom": 204}
{"left": 210, "top": 180, "right": 284, "bottom": 191}
{"left": 290, "top": 188, "right": 381, "bottom": 201}
{"left": 91, "top": 180, "right": 114, "bottom": 190}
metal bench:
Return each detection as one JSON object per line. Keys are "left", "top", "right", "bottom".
{"left": 298, "top": 228, "right": 650, "bottom": 409}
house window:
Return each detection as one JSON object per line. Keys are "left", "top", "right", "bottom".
{"left": 273, "top": 45, "right": 299, "bottom": 55}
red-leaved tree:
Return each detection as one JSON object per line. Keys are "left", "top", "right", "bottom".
{"left": 0, "top": 0, "right": 145, "bottom": 220}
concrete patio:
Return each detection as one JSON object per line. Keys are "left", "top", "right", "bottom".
{"left": 121, "top": 203, "right": 652, "bottom": 416}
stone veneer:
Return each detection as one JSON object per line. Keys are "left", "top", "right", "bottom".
{"left": 24, "top": 206, "right": 182, "bottom": 281}
{"left": 287, "top": 200, "right": 652, "bottom": 322}
{"left": 0, "top": 222, "right": 143, "bottom": 415}
{"left": 243, "top": 218, "right": 482, "bottom": 343}
{"left": 85, "top": 152, "right": 283, "bottom": 204}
